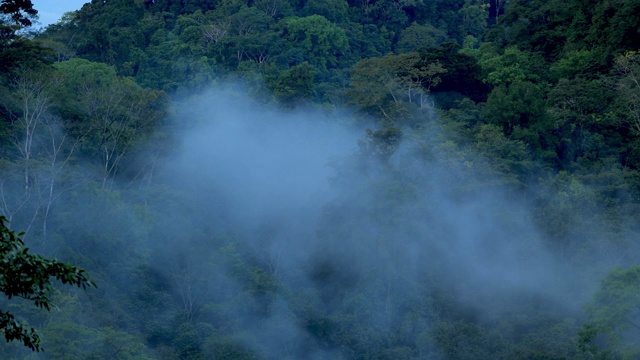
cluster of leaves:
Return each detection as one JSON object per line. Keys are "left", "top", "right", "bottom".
{"left": 0, "top": 215, "right": 94, "bottom": 351}
{"left": 579, "top": 266, "right": 640, "bottom": 359}
{"left": 0, "top": 0, "right": 37, "bottom": 27}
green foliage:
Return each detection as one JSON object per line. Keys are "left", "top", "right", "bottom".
{"left": 417, "top": 44, "right": 488, "bottom": 101}
{"left": 68, "top": 0, "right": 146, "bottom": 70}
{"left": 460, "top": 0, "right": 489, "bottom": 38}
{"left": 433, "top": 320, "right": 507, "bottom": 359}
{"left": 275, "top": 15, "right": 349, "bottom": 71}
{"left": 534, "top": 172, "right": 599, "bottom": 253}
{"left": 580, "top": 266, "right": 640, "bottom": 359}
{"left": 482, "top": 81, "right": 547, "bottom": 137}
{"left": 550, "top": 49, "right": 603, "bottom": 80}
{"left": 396, "top": 22, "right": 447, "bottom": 53}
{"left": 208, "top": 6, "right": 275, "bottom": 70}
{"left": 349, "top": 51, "right": 447, "bottom": 120}
{"left": 473, "top": 123, "right": 532, "bottom": 186}
{"left": 546, "top": 77, "right": 615, "bottom": 169}
{"left": 0, "top": 0, "right": 37, "bottom": 27}
{"left": 0, "top": 215, "right": 94, "bottom": 351}
{"left": 584, "top": 0, "right": 640, "bottom": 57}
{"left": 361, "top": 127, "right": 403, "bottom": 163}
{"left": 500, "top": 0, "right": 640, "bottom": 63}
{"left": 609, "top": 51, "right": 640, "bottom": 141}
{"left": 0, "top": 37, "right": 52, "bottom": 78}
{"left": 302, "top": 0, "right": 348, "bottom": 24}
{"left": 42, "top": 322, "right": 153, "bottom": 360}
{"left": 54, "top": 58, "right": 168, "bottom": 186}
{"left": 274, "top": 62, "right": 317, "bottom": 105}
{"left": 345, "top": 23, "right": 392, "bottom": 60}
{"left": 479, "top": 46, "right": 545, "bottom": 86}
{"left": 1, "top": 0, "right": 639, "bottom": 359}
{"left": 500, "top": 0, "right": 572, "bottom": 59}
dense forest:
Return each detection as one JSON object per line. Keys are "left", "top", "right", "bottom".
{"left": 1, "top": 0, "right": 640, "bottom": 358}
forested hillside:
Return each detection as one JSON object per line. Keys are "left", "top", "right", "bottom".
{"left": 1, "top": 0, "right": 640, "bottom": 358}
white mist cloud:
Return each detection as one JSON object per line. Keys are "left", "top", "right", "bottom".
{"left": 166, "top": 87, "right": 360, "bottom": 226}
{"left": 147, "top": 84, "right": 599, "bottom": 358}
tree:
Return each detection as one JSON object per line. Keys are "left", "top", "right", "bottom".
{"left": 274, "top": 62, "right": 317, "bottom": 105}
{"left": 3, "top": 69, "right": 58, "bottom": 196}
{"left": 479, "top": 46, "right": 544, "bottom": 87}
{"left": 417, "top": 44, "right": 488, "bottom": 102}
{"left": 348, "top": 55, "right": 409, "bottom": 118}
{"left": 546, "top": 77, "right": 613, "bottom": 168}
{"left": 482, "top": 81, "right": 546, "bottom": 137}
{"left": 275, "top": 15, "right": 349, "bottom": 71}
{"left": 302, "top": 0, "right": 348, "bottom": 23}
{"left": 585, "top": 0, "right": 640, "bottom": 59}
{"left": 460, "top": 0, "right": 488, "bottom": 39}
{"left": 396, "top": 22, "right": 447, "bottom": 53}
{"left": 0, "top": 215, "right": 94, "bottom": 351}
{"left": 254, "top": 0, "right": 292, "bottom": 19}
{"left": 0, "top": 68, "right": 76, "bottom": 241}
{"left": 217, "top": 7, "right": 276, "bottom": 67}
{"left": 499, "top": 0, "right": 570, "bottom": 59}
{"left": 55, "top": 58, "right": 167, "bottom": 189}
{"left": 579, "top": 266, "right": 640, "bottom": 359}
{"left": 348, "top": 52, "right": 447, "bottom": 119}
{"left": 611, "top": 51, "right": 640, "bottom": 136}
{"left": 0, "top": 0, "right": 37, "bottom": 27}
{"left": 0, "top": 0, "right": 50, "bottom": 75}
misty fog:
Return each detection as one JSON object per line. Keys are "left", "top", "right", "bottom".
{"left": 99, "top": 84, "right": 611, "bottom": 359}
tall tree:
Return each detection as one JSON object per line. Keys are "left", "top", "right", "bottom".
{"left": 0, "top": 69, "right": 59, "bottom": 235}
{"left": 349, "top": 52, "right": 447, "bottom": 119}
{"left": 55, "top": 59, "right": 167, "bottom": 189}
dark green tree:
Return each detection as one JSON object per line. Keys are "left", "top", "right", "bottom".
{"left": 396, "top": 22, "right": 447, "bottom": 53}
{"left": 0, "top": 0, "right": 50, "bottom": 76}
{"left": 579, "top": 266, "right": 640, "bottom": 359}
{"left": 275, "top": 15, "right": 349, "bottom": 71}
{"left": 418, "top": 43, "right": 489, "bottom": 102}
{"left": 274, "top": 62, "right": 317, "bottom": 105}
{"left": 0, "top": 0, "right": 37, "bottom": 27}
{"left": 0, "top": 215, "right": 95, "bottom": 351}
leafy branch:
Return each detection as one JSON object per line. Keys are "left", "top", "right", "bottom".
{"left": 0, "top": 215, "right": 95, "bottom": 351}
